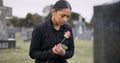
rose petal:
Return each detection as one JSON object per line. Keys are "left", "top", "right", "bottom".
{"left": 64, "top": 31, "right": 71, "bottom": 38}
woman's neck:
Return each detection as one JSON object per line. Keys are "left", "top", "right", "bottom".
{"left": 54, "top": 25, "right": 60, "bottom": 30}
{"left": 51, "top": 17, "right": 60, "bottom": 30}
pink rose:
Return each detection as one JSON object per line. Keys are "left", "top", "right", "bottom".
{"left": 61, "top": 31, "right": 71, "bottom": 44}
{"left": 61, "top": 31, "right": 71, "bottom": 50}
{"left": 64, "top": 31, "right": 71, "bottom": 39}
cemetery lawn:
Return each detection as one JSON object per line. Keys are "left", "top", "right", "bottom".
{"left": 0, "top": 34, "right": 93, "bottom": 63}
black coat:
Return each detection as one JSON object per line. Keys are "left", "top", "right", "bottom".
{"left": 29, "top": 19, "right": 74, "bottom": 63}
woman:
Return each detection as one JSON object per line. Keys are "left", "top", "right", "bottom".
{"left": 29, "top": 0, "right": 74, "bottom": 63}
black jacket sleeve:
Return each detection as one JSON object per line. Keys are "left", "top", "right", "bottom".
{"left": 29, "top": 23, "right": 56, "bottom": 60}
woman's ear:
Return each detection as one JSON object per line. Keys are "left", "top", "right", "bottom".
{"left": 52, "top": 9, "right": 56, "bottom": 16}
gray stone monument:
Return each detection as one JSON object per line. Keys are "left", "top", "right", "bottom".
{"left": 93, "top": 1, "right": 120, "bottom": 63}
{"left": 0, "top": 0, "right": 15, "bottom": 49}
{"left": 0, "top": 0, "right": 12, "bottom": 40}
{"left": 0, "top": 0, "right": 3, "bottom": 6}
{"left": 21, "top": 28, "right": 33, "bottom": 42}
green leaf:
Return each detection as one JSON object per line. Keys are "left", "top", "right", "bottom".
{"left": 62, "top": 44, "right": 68, "bottom": 50}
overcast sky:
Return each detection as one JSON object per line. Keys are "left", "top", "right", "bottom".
{"left": 3, "top": 0, "right": 114, "bottom": 23}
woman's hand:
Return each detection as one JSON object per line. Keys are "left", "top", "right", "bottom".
{"left": 52, "top": 43, "right": 66, "bottom": 56}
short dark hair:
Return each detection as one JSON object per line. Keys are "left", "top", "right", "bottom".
{"left": 53, "top": 0, "right": 72, "bottom": 11}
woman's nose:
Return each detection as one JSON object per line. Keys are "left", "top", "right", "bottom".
{"left": 63, "top": 17, "right": 68, "bottom": 22}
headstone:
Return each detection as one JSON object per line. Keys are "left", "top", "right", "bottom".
{"left": 21, "top": 28, "right": 33, "bottom": 42}
{"left": 0, "top": 0, "right": 12, "bottom": 40}
{"left": 0, "top": 0, "right": 3, "bottom": 6}
{"left": 93, "top": 1, "right": 120, "bottom": 63}
{"left": 0, "top": 0, "right": 15, "bottom": 49}
{"left": 0, "top": 40, "right": 15, "bottom": 49}
{"left": 7, "top": 26, "right": 17, "bottom": 39}
{"left": 73, "top": 20, "right": 93, "bottom": 40}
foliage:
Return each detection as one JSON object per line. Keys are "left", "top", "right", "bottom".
{"left": 6, "top": 13, "right": 43, "bottom": 28}
{"left": 44, "top": 12, "right": 52, "bottom": 20}
{"left": 85, "top": 22, "right": 93, "bottom": 30}
{"left": 6, "top": 17, "right": 19, "bottom": 27}
{"left": 68, "top": 12, "right": 80, "bottom": 27}
{"left": 23, "top": 13, "right": 33, "bottom": 27}
{"left": 81, "top": 18, "right": 93, "bottom": 30}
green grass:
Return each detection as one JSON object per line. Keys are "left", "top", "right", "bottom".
{"left": 68, "top": 40, "right": 93, "bottom": 63}
{"left": 0, "top": 33, "right": 93, "bottom": 63}
{"left": 0, "top": 33, "right": 34, "bottom": 63}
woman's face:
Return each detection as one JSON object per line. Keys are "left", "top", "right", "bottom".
{"left": 52, "top": 8, "right": 71, "bottom": 26}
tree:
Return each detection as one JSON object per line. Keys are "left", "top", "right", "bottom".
{"left": 32, "top": 13, "right": 43, "bottom": 26}
{"left": 6, "top": 16, "right": 19, "bottom": 27}
{"left": 68, "top": 12, "right": 80, "bottom": 27}
{"left": 23, "top": 13, "right": 33, "bottom": 27}
{"left": 7, "top": 13, "right": 43, "bottom": 28}
{"left": 42, "top": 5, "right": 53, "bottom": 20}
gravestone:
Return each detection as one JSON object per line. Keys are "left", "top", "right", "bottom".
{"left": 0, "top": 0, "right": 7, "bottom": 40}
{"left": 0, "top": 0, "right": 15, "bottom": 49}
{"left": 0, "top": 0, "right": 12, "bottom": 40}
{"left": 21, "top": 28, "right": 33, "bottom": 42}
{"left": 73, "top": 20, "right": 93, "bottom": 40}
{"left": 0, "top": 0, "right": 3, "bottom": 6}
{"left": 7, "top": 26, "right": 17, "bottom": 40}
{"left": 93, "top": 1, "right": 120, "bottom": 63}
